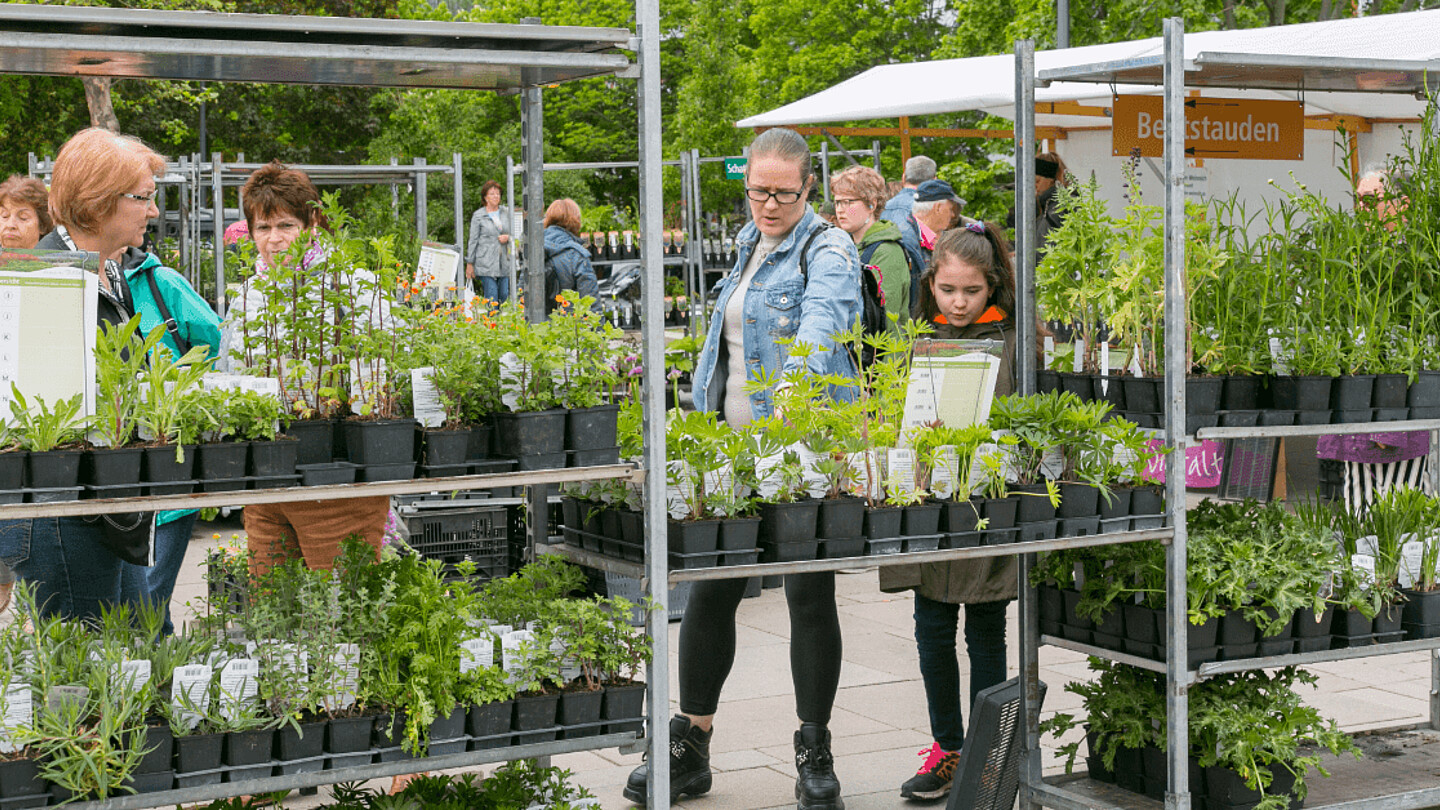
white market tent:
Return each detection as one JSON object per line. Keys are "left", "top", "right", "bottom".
{"left": 737, "top": 11, "right": 1440, "bottom": 220}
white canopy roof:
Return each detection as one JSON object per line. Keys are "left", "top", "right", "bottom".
{"left": 736, "top": 10, "right": 1440, "bottom": 130}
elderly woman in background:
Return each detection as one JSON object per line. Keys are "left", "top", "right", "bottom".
{"left": 0, "top": 128, "right": 221, "bottom": 622}
{"left": 0, "top": 175, "right": 51, "bottom": 249}
{"left": 465, "top": 180, "right": 512, "bottom": 303}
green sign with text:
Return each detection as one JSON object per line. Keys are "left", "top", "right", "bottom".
{"left": 724, "top": 158, "right": 747, "bottom": 180}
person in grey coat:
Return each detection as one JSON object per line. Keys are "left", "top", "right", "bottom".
{"left": 465, "top": 179, "right": 512, "bottom": 303}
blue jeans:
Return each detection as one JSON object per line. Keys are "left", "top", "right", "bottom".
{"left": 478, "top": 275, "right": 510, "bottom": 304}
{"left": 120, "top": 512, "right": 199, "bottom": 636}
{"left": 913, "top": 594, "right": 1010, "bottom": 752}
{"left": 0, "top": 517, "right": 132, "bottom": 621}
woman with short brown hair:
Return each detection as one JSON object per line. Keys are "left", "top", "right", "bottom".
{"left": 541, "top": 198, "right": 596, "bottom": 313}
{"left": 0, "top": 175, "right": 52, "bottom": 248}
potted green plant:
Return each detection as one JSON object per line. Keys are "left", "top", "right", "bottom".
{"left": 459, "top": 661, "right": 515, "bottom": 751}
{"left": 192, "top": 387, "right": 249, "bottom": 492}
{"left": 231, "top": 388, "right": 296, "bottom": 483}
{"left": 8, "top": 387, "right": 88, "bottom": 500}
{"left": 550, "top": 291, "right": 624, "bottom": 460}
{"left": 595, "top": 595, "right": 652, "bottom": 736}
{"left": 87, "top": 316, "right": 161, "bottom": 496}
{"left": 987, "top": 392, "right": 1064, "bottom": 527}
{"left": 134, "top": 340, "right": 213, "bottom": 495}
{"left": 665, "top": 409, "right": 724, "bottom": 557}
{"left": 490, "top": 303, "right": 567, "bottom": 466}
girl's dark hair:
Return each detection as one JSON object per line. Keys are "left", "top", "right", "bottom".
{"left": 746, "top": 128, "right": 814, "bottom": 199}
{"left": 479, "top": 180, "right": 503, "bottom": 201}
{"left": 915, "top": 221, "right": 1016, "bottom": 324}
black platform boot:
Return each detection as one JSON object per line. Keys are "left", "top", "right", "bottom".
{"left": 794, "top": 722, "right": 844, "bottom": 810}
{"left": 622, "top": 715, "right": 713, "bottom": 806}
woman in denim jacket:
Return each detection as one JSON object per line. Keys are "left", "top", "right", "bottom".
{"left": 626, "top": 128, "right": 861, "bottom": 810}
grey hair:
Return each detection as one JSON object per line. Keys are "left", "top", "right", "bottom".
{"left": 903, "top": 155, "right": 938, "bottom": 184}
{"left": 747, "top": 128, "right": 814, "bottom": 189}
{"left": 1360, "top": 163, "right": 1411, "bottom": 186}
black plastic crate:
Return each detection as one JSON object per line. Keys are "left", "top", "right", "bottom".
{"left": 404, "top": 506, "right": 507, "bottom": 562}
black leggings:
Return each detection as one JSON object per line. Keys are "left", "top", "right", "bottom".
{"left": 677, "top": 572, "right": 842, "bottom": 725}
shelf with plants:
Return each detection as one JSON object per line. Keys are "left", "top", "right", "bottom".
{"left": 559, "top": 321, "right": 1173, "bottom": 581}
{"left": 1015, "top": 21, "right": 1440, "bottom": 810}
{"left": 0, "top": 544, "right": 651, "bottom": 810}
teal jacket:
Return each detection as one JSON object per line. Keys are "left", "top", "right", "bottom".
{"left": 124, "top": 250, "right": 223, "bottom": 363}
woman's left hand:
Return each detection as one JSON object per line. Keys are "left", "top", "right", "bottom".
{"left": 498, "top": 234, "right": 510, "bottom": 244}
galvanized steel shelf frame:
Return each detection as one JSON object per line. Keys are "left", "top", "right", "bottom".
{"left": 1014, "top": 19, "right": 1440, "bottom": 810}
{"left": 0, "top": 2, "right": 674, "bottom": 808}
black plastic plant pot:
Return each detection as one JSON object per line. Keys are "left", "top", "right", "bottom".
{"left": 131, "top": 723, "right": 175, "bottom": 774}
{"left": 1011, "top": 485, "right": 1057, "bottom": 524}
{"left": 467, "top": 700, "right": 514, "bottom": 740}
{"left": 862, "top": 506, "right": 903, "bottom": 540}
{"left": 565, "top": 404, "right": 621, "bottom": 451}
{"left": 467, "top": 423, "right": 493, "bottom": 460}
{"left": 1270, "top": 374, "right": 1332, "bottom": 411}
{"left": 1036, "top": 369, "right": 1060, "bottom": 395}
{"left": 1402, "top": 589, "right": 1440, "bottom": 627}
{"left": 718, "top": 517, "right": 760, "bottom": 551}
{"left": 618, "top": 509, "right": 645, "bottom": 545}
{"left": 1335, "top": 608, "right": 1373, "bottom": 638}
{"left": 940, "top": 499, "right": 982, "bottom": 533}
{"left": 1058, "top": 372, "right": 1093, "bottom": 402}
{"left": 601, "top": 508, "right": 623, "bottom": 541}
{"left": 357, "top": 461, "right": 416, "bottom": 482}
{"left": 1375, "top": 603, "right": 1403, "bottom": 635}
{"left": 1130, "top": 486, "right": 1164, "bottom": 516}
{"left": 758, "top": 500, "right": 820, "bottom": 545}
{"left": 1056, "top": 482, "right": 1099, "bottom": 519}
{"left": 1038, "top": 585, "right": 1064, "bottom": 632}
{"left": 560, "top": 496, "right": 583, "bottom": 529}
{"left": 863, "top": 538, "right": 903, "bottom": 556}
{"left": 1092, "top": 375, "right": 1127, "bottom": 411}
{"left": 601, "top": 683, "right": 645, "bottom": 734}
{"left": 1060, "top": 589, "right": 1094, "bottom": 634}
{"left": 557, "top": 689, "right": 604, "bottom": 738}
{"left": 1294, "top": 605, "right": 1333, "bottom": 639}
{"left": 1219, "top": 608, "right": 1258, "bottom": 646}
{"left": 275, "top": 720, "right": 326, "bottom": 762}
{"left": 142, "top": 445, "right": 195, "bottom": 484}
{"left": 298, "top": 462, "right": 359, "bottom": 486}
{"left": 1376, "top": 407, "right": 1410, "bottom": 422}
{"left": 223, "top": 729, "right": 274, "bottom": 767}
{"left": 1217, "top": 409, "right": 1260, "bottom": 427}
{"left": 1222, "top": 374, "right": 1264, "bottom": 411}
{"left": 1373, "top": 373, "right": 1409, "bottom": 408}
{"left": 819, "top": 537, "right": 867, "bottom": 559}
{"left": 1409, "top": 370, "right": 1440, "bottom": 409}
{"left": 515, "top": 452, "right": 566, "bottom": 471}
{"left": 1296, "top": 409, "right": 1332, "bottom": 425}
{"left": 901, "top": 503, "right": 942, "bottom": 536}
{"left": 1084, "top": 733, "right": 1114, "bottom": 784}
{"left": 175, "top": 732, "right": 224, "bottom": 774}
{"left": 0, "top": 757, "right": 46, "bottom": 801}
{"left": 1331, "top": 408, "right": 1371, "bottom": 424}
{"left": 83, "top": 447, "right": 142, "bottom": 487}
{"left": 493, "top": 409, "right": 567, "bottom": 457}
{"left": 422, "top": 428, "right": 470, "bottom": 466}
{"left": 27, "top": 449, "right": 82, "bottom": 489}
{"left": 197, "top": 442, "right": 249, "bottom": 481}
{"left": 944, "top": 531, "right": 982, "bottom": 550}
{"left": 324, "top": 715, "right": 375, "bottom": 754}
{"left": 1113, "top": 746, "right": 1145, "bottom": 794}
{"left": 512, "top": 694, "right": 560, "bottom": 743}
{"left": 1259, "top": 409, "right": 1297, "bottom": 426}
{"left": 981, "top": 497, "right": 1018, "bottom": 529}
{"left": 761, "top": 540, "right": 819, "bottom": 563}
{"left": 1122, "top": 603, "right": 1159, "bottom": 646}
{"left": 1330, "top": 373, "right": 1376, "bottom": 410}
{"left": 1099, "top": 487, "right": 1132, "bottom": 520}
{"left": 568, "top": 447, "right": 621, "bottom": 467}
{"left": 0, "top": 451, "right": 22, "bottom": 492}
{"left": 817, "top": 496, "right": 865, "bottom": 540}
{"left": 1121, "top": 376, "right": 1162, "bottom": 415}
{"left": 344, "top": 419, "right": 416, "bottom": 465}
{"left": 668, "top": 519, "right": 720, "bottom": 554}
{"left": 284, "top": 419, "right": 334, "bottom": 465}
{"left": 430, "top": 704, "right": 468, "bottom": 744}
{"left": 1255, "top": 608, "right": 1296, "bottom": 656}
{"left": 248, "top": 438, "right": 298, "bottom": 477}
{"left": 1186, "top": 376, "right": 1223, "bottom": 415}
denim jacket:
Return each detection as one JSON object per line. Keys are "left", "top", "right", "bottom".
{"left": 692, "top": 210, "right": 862, "bottom": 420}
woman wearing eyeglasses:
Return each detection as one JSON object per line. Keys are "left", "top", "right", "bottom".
{"left": 832, "top": 164, "right": 910, "bottom": 331}
{"left": 3, "top": 128, "right": 221, "bottom": 622}
{"left": 624, "top": 127, "right": 861, "bottom": 810}
{"left": 880, "top": 221, "right": 1020, "bottom": 801}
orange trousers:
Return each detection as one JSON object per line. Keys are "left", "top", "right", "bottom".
{"left": 245, "top": 496, "right": 388, "bottom": 576}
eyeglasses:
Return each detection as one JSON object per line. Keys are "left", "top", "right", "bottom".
{"left": 121, "top": 191, "right": 157, "bottom": 204}
{"left": 833, "top": 198, "right": 865, "bottom": 209}
{"left": 745, "top": 187, "right": 804, "bottom": 205}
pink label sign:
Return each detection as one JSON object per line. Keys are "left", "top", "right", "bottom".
{"left": 1143, "top": 439, "right": 1224, "bottom": 488}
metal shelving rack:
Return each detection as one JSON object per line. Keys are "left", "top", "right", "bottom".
{"left": 1011, "top": 19, "right": 1440, "bottom": 810}
{"left": 0, "top": 2, "right": 673, "bottom": 808}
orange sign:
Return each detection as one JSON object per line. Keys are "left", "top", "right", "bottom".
{"left": 1112, "top": 95, "right": 1304, "bottom": 161}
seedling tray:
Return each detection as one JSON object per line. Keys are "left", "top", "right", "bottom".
{"left": 298, "top": 462, "right": 359, "bottom": 486}
{"left": 817, "top": 537, "right": 866, "bottom": 559}
{"left": 864, "top": 538, "right": 903, "bottom": 555}
{"left": 358, "top": 462, "right": 417, "bottom": 482}
{"left": 27, "top": 486, "right": 84, "bottom": 502}
{"left": 902, "top": 534, "right": 942, "bottom": 552}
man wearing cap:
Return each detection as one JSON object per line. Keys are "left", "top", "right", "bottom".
{"left": 911, "top": 179, "right": 966, "bottom": 253}
{"left": 881, "top": 155, "right": 936, "bottom": 257}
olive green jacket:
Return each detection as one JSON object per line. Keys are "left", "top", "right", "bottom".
{"left": 878, "top": 317, "right": 1019, "bottom": 604}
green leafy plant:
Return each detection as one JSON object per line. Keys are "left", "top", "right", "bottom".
{"left": 8, "top": 388, "right": 88, "bottom": 452}
{"left": 91, "top": 316, "right": 163, "bottom": 449}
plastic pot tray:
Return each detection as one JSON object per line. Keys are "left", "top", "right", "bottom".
{"left": 902, "top": 534, "right": 943, "bottom": 552}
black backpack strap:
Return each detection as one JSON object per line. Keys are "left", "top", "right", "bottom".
{"left": 858, "top": 242, "right": 880, "bottom": 266}
{"left": 796, "top": 222, "right": 834, "bottom": 284}
{"left": 142, "top": 269, "right": 192, "bottom": 356}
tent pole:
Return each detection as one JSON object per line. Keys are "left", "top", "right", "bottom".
{"left": 898, "top": 116, "right": 912, "bottom": 163}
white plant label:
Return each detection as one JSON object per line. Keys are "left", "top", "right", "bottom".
{"left": 1400, "top": 541, "right": 1426, "bottom": 589}
{"left": 1072, "top": 339, "right": 1085, "bottom": 374}
{"left": 46, "top": 686, "right": 88, "bottom": 716}
{"left": 1268, "top": 338, "right": 1292, "bottom": 375}
{"left": 753, "top": 453, "right": 783, "bottom": 501}
{"left": 491, "top": 624, "right": 514, "bottom": 638}
{"left": 1043, "top": 336, "right": 1055, "bottom": 369}
{"left": 410, "top": 367, "right": 446, "bottom": 428}
{"left": 848, "top": 449, "right": 884, "bottom": 502}
{"left": 930, "top": 446, "right": 959, "bottom": 500}
{"left": 0, "top": 681, "right": 31, "bottom": 754}
{"left": 552, "top": 637, "right": 581, "bottom": 683}
{"left": 1040, "top": 448, "right": 1065, "bottom": 480}
{"left": 324, "top": 644, "right": 360, "bottom": 712}
{"left": 501, "top": 630, "right": 534, "bottom": 686}
{"left": 1350, "top": 554, "right": 1377, "bottom": 589}
{"left": 461, "top": 637, "right": 494, "bottom": 673}
{"left": 119, "top": 659, "right": 152, "bottom": 694}
{"left": 173, "top": 664, "right": 213, "bottom": 731}
{"left": 792, "top": 443, "right": 827, "bottom": 498}
{"left": 886, "top": 448, "right": 918, "bottom": 496}
{"left": 972, "top": 442, "right": 1009, "bottom": 491}
{"left": 1101, "top": 341, "right": 1111, "bottom": 377}
{"left": 498, "top": 352, "right": 524, "bottom": 411}
{"left": 219, "top": 658, "right": 259, "bottom": 721}
{"left": 666, "top": 459, "right": 696, "bottom": 519}
{"left": 1128, "top": 348, "right": 1144, "bottom": 378}
{"left": 1354, "top": 534, "right": 1380, "bottom": 558}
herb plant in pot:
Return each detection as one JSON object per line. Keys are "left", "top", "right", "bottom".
{"left": 988, "top": 393, "right": 1063, "bottom": 527}
{"left": 9, "top": 388, "right": 88, "bottom": 500}
{"left": 234, "top": 388, "right": 296, "bottom": 483}
{"left": 550, "top": 292, "right": 623, "bottom": 457}
{"left": 135, "top": 341, "right": 212, "bottom": 495}
{"left": 86, "top": 316, "right": 160, "bottom": 495}
{"left": 665, "top": 410, "right": 723, "bottom": 557}
{"left": 193, "top": 387, "right": 250, "bottom": 492}
{"left": 491, "top": 305, "right": 566, "bottom": 465}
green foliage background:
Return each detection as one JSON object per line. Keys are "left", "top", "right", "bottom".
{"left": 0, "top": 0, "right": 1409, "bottom": 245}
